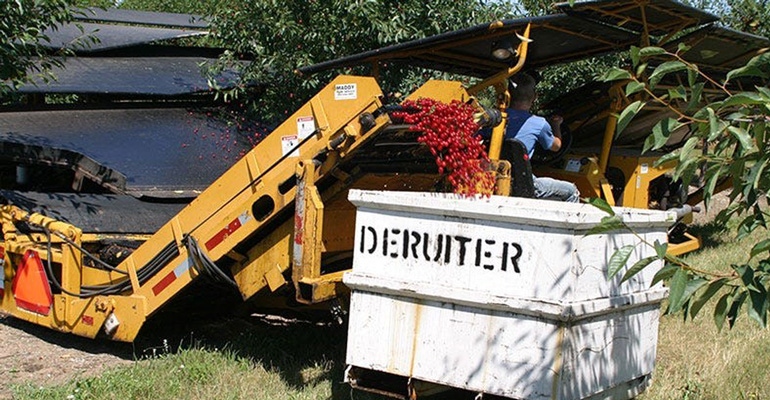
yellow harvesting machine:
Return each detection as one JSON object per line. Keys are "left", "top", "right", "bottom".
{"left": 1, "top": 0, "right": 768, "bottom": 341}
{"left": 0, "top": 77, "right": 499, "bottom": 341}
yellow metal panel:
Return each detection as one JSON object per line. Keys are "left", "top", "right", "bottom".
{"left": 322, "top": 208, "right": 357, "bottom": 253}
{"left": 114, "top": 75, "right": 387, "bottom": 318}
{"left": 535, "top": 155, "right": 604, "bottom": 199}
{"left": 609, "top": 153, "right": 673, "bottom": 208}
{"left": 264, "top": 266, "right": 286, "bottom": 292}
{"left": 406, "top": 80, "right": 471, "bottom": 103}
{"left": 297, "top": 270, "right": 349, "bottom": 304}
{"left": 668, "top": 233, "right": 702, "bottom": 256}
{"left": 232, "top": 220, "right": 292, "bottom": 300}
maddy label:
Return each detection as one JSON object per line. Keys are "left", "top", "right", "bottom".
{"left": 358, "top": 225, "right": 523, "bottom": 273}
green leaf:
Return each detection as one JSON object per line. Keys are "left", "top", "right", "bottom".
{"left": 653, "top": 149, "right": 680, "bottom": 166}
{"left": 654, "top": 240, "right": 668, "bottom": 259}
{"left": 607, "top": 245, "right": 635, "bottom": 280}
{"left": 714, "top": 291, "right": 732, "bottom": 331}
{"left": 616, "top": 100, "right": 644, "bottom": 139}
{"left": 639, "top": 46, "right": 666, "bottom": 57}
{"left": 625, "top": 81, "right": 646, "bottom": 96}
{"left": 621, "top": 256, "right": 655, "bottom": 283}
{"left": 666, "top": 268, "right": 689, "bottom": 314}
{"left": 685, "top": 82, "right": 705, "bottom": 113}
{"left": 754, "top": 121, "right": 767, "bottom": 152}
{"left": 746, "top": 284, "right": 768, "bottom": 328}
{"left": 679, "top": 277, "right": 709, "bottom": 314}
{"left": 737, "top": 214, "right": 763, "bottom": 240}
{"left": 687, "top": 64, "right": 698, "bottom": 87}
{"left": 585, "top": 215, "right": 625, "bottom": 236}
{"left": 727, "top": 291, "right": 747, "bottom": 329}
{"left": 652, "top": 263, "right": 678, "bottom": 286}
{"left": 679, "top": 136, "right": 699, "bottom": 162}
{"left": 677, "top": 43, "right": 691, "bottom": 53}
{"left": 636, "top": 62, "right": 648, "bottom": 77}
{"left": 642, "top": 133, "right": 656, "bottom": 154}
{"left": 728, "top": 126, "right": 756, "bottom": 152}
{"left": 703, "top": 174, "right": 720, "bottom": 209}
{"left": 757, "top": 86, "right": 770, "bottom": 101}
{"left": 600, "top": 67, "right": 632, "bottom": 82}
{"left": 672, "top": 157, "right": 698, "bottom": 188}
{"left": 726, "top": 53, "right": 770, "bottom": 82}
{"left": 721, "top": 92, "right": 768, "bottom": 108}
{"left": 585, "top": 197, "right": 615, "bottom": 216}
{"left": 630, "top": 46, "right": 640, "bottom": 67}
{"left": 747, "top": 158, "right": 768, "bottom": 191}
{"left": 667, "top": 85, "right": 687, "bottom": 101}
{"left": 750, "top": 239, "right": 770, "bottom": 259}
{"left": 647, "top": 118, "right": 682, "bottom": 151}
{"left": 664, "top": 252, "right": 687, "bottom": 266}
{"left": 707, "top": 108, "right": 727, "bottom": 141}
{"left": 689, "top": 278, "right": 727, "bottom": 319}
{"left": 649, "top": 60, "right": 687, "bottom": 88}
{"left": 733, "top": 264, "right": 759, "bottom": 292}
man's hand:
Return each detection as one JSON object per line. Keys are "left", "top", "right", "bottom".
{"left": 547, "top": 114, "right": 563, "bottom": 151}
{"left": 547, "top": 114, "right": 563, "bottom": 133}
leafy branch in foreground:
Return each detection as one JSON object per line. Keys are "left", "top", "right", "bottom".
{"left": 588, "top": 181, "right": 768, "bottom": 330}
{"left": 597, "top": 44, "right": 770, "bottom": 329}
{"left": 1, "top": 1, "right": 78, "bottom": 96}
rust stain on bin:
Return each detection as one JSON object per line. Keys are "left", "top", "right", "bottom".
{"left": 408, "top": 301, "right": 423, "bottom": 378}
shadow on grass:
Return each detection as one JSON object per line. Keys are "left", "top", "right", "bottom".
{"left": 688, "top": 219, "right": 731, "bottom": 251}
{"left": 3, "top": 282, "right": 499, "bottom": 399}
{"left": 133, "top": 285, "right": 387, "bottom": 400}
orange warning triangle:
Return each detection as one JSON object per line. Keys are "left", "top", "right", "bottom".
{"left": 12, "top": 250, "right": 53, "bottom": 316}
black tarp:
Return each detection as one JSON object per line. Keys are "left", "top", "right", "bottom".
{"left": 299, "top": 14, "right": 640, "bottom": 78}
{"left": 17, "top": 57, "right": 242, "bottom": 96}
{"left": 666, "top": 25, "right": 770, "bottom": 72}
{"left": 556, "top": 0, "right": 718, "bottom": 36}
{"left": 297, "top": 0, "right": 762, "bottom": 78}
{"left": 0, "top": 108, "right": 254, "bottom": 196}
{"left": 0, "top": 190, "right": 185, "bottom": 234}
{"left": 73, "top": 7, "right": 208, "bottom": 29}
{"left": 40, "top": 22, "right": 206, "bottom": 53}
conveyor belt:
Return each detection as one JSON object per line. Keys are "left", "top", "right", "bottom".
{"left": 17, "top": 57, "right": 242, "bottom": 96}
{"left": 0, "top": 190, "right": 185, "bottom": 234}
{"left": 39, "top": 22, "right": 206, "bottom": 53}
{"left": 0, "top": 108, "right": 253, "bottom": 197}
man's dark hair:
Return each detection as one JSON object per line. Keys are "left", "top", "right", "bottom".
{"left": 509, "top": 73, "right": 536, "bottom": 104}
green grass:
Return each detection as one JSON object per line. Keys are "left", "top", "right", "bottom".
{"left": 12, "top": 318, "right": 381, "bottom": 400}
{"left": 638, "top": 217, "right": 770, "bottom": 400}
{"left": 10, "top": 216, "right": 770, "bottom": 400}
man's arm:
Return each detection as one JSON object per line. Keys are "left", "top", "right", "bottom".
{"left": 547, "top": 115, "right": 563, "bottom": 151}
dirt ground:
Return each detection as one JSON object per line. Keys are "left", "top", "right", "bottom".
{"left": 0, "top": 315, "right": 134, "bottom": 398}
{"left": 0, "top": 193, "right": 731, "bottom": 398}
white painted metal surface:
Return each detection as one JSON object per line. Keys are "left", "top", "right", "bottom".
{"left": 344, "top": 190, "right": 674, "bottom": 399}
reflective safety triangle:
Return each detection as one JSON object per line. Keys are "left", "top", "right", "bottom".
{"left": 12, "top": 250, "right": 53, "bottom": 315}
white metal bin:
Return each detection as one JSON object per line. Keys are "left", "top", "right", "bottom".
{"left": 344, "top": 190, "right": 675, "bottom": 399}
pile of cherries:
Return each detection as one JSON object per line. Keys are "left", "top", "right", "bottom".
{"left": 393, "top": 98, "right": 495, "bottom": 196}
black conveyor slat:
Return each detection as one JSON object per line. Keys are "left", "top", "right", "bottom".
{"left": 0, "top": 108, "right": 253, "bottom": 196}
{"left": 40, "top": 22, "right": 206, "bottom": 53}
{"left": 17, "top": 57, "right": 242, "bottom": 95}
{"left": 0, "top": 191, "right": 185, "bottom": 234}
{"left": 74, "top": 7, "right": 208, "bottom": 29}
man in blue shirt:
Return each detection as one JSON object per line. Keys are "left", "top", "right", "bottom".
{"left": 503, "top": 73, "right": 579, "bottom": 202}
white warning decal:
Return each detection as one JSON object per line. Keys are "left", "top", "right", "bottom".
{"left": 281, "top": 135, "right": 299, "bottom": 158}
{"left": 297, "top": 116, "right": 315, "bottom": 140}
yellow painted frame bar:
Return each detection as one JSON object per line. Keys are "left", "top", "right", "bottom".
{"left": 468, "top": 24, "right": 532, "bottom": 161}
